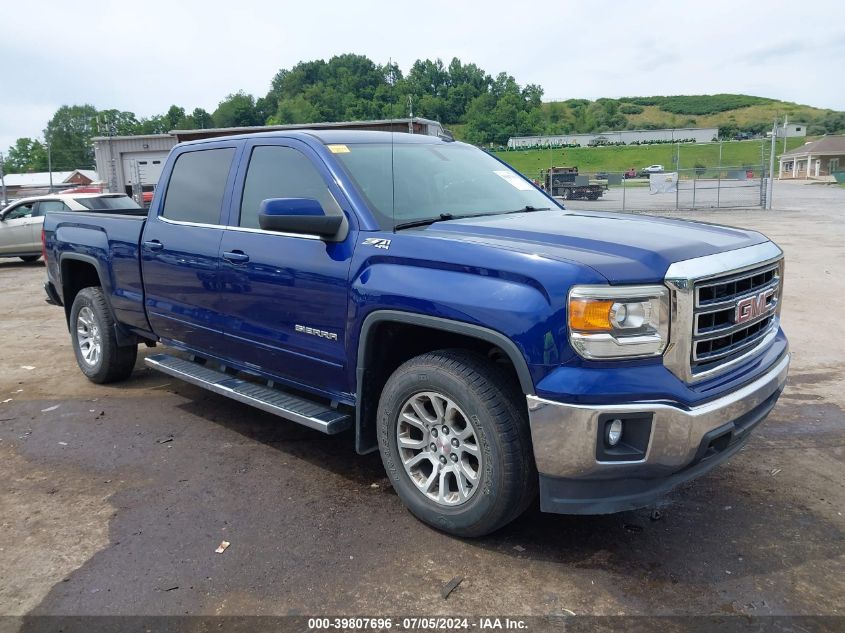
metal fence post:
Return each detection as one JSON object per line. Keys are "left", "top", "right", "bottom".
{"left": 0, "top": 152, "right": 7, "bottom": 207}
{"left": 675, "top": 171, "right": 679, "bottom": 211}
{"left": 716, "top": 167, "right": 721, "bottom": 208}
{"left": 622, "top": 173, "right": 626, "bottom": 212}
{"left": 692, "top": 170, "right": 696, "bottom": 209}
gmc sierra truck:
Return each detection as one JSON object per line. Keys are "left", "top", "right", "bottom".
{"left": 43, "top": 130, "right": 789, "bottom": 537}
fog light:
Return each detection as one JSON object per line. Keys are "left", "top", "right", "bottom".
{"left": 606, "top": 419, "right": 623, "bottom": 446}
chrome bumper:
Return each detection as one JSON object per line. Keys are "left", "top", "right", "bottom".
{"left": 527, "top": 353, "right": 789, "bottom": 479}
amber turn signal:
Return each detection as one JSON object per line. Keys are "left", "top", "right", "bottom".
{"left": 569, "top": 299, "right": 614, "bottom": 332}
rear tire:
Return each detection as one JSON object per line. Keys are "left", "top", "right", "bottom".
{"left": 377, "top": 349, "right": 536, "bottom": 537}
{"left": 19, "top": 255, "right": 40, "bottom": 262}
{"left": 70, "top": 287, "right": 137, "bottom": 384}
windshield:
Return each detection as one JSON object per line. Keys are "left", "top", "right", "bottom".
{"left": 331, "top": 140, "right": 556, "bottom": 230}
{"left": 75, "top": 196, "right": 143, "bottom": 211}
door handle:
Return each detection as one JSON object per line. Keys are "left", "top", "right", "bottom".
{"left": 223, "top": 250, "right": 250, "bottom": 264}
{"left": 143, "top": 239, "right": 163, "bottom": 252}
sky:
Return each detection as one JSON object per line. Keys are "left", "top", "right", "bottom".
{"left": 1, "top": 0, "right": 843, "bottom": 155}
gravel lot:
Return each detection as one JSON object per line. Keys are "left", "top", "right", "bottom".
{"left": 0, "top": 180, "right": 842, "bottom": 622}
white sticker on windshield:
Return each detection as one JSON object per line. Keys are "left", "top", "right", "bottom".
{"left": 494, "top": 170, "right": 533, "bottom": 191}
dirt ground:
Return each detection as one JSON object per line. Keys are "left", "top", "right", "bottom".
{"left": 0, "top": 180, "right": 842, "bottom": 622}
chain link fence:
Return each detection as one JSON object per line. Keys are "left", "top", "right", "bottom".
{"left": 531, "top": 164, "right": 769, "bottom": 212}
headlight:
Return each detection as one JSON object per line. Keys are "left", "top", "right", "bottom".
{"left": 568, "top": 285, "right": 669, "bottom": 359}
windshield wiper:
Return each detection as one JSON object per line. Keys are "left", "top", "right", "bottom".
{"left": 394, "top": 213, "right": 454, "bottom": 231}
{"left": 501, "top": 205, "right": 550, "bottom": 213}
{"left": 394, "top": 207, "right": 549, "bottom": 231}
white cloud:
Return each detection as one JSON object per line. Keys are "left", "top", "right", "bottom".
{"left": 1, "top": 0, "right": 842, "bottom": 154}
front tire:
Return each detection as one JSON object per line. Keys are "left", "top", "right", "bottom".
{"left": 20, "top": 255, "right": 40, "bottom": 262}
{"left": 377, "top": 350, "right": 536, "bottom": 537}
{"left": 70, "top": 287, "right": 138, "bottom": 384}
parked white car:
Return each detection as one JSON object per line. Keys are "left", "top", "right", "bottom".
{"left": 640, "top": 164, "right": 665, "bottom": 175}
{"left": 0, "top": 193, "right": 141, "bottom": 262}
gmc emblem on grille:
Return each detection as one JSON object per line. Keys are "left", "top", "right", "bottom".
{"left": 735, "top": 289, "right": 775, "bottom": 324}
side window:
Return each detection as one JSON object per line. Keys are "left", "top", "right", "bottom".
{"left": 239, "top": 146, "right": 341, "bottom": 229}
{"left": 162, "top": 148, "right": 235, "bottom": 224}
{"left": 5, "top": 203, "right": 35, "bottom": 220}
{"left": 37, "top": 200, "right": 70, "bottom": 215}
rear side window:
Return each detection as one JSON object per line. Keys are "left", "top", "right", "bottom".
{"left": 75, "top": 196, "right": 142, "bottom": 211}
{"left": 239, "top": 146, "right": 341, "bottom": 229}
{"left": 162, "top": 148, "right": 235, "bottom": 224}
{"left": 36, "top": 200, "right": 70, "bottom": 214}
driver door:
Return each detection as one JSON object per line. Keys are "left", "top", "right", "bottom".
{"left": 0, "top": 201, "right": 39, "bottom": 254}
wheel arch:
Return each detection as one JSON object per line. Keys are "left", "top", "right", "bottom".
{"left": 60, "top": 254, "right": 109, "bottom": 323}
{"left": 60, "top": 254, "right": 136, "bottom": 346}
{"left": 354, "top": 310, "right": 534, "bottom": 454}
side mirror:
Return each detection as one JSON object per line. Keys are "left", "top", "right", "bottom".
{"left": 258, "top": 198, "right": 343, "bottom": 238}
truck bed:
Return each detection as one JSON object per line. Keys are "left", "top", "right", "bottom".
{"left": 44, "top": 211, "right": 148, "bottom": 333}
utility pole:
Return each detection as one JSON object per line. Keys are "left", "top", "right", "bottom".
{"left": 0, "top": 152, "right": 7, "bottom": 206}
{"left": 767, "top": 117, "right": 777, "bottom": 209}
{"left": 716, "top": 140, "right": 723, "bottom": 208}
{"left": 47, "top": 141, "right": 54, "bottom": 193}
{"left": 782, "top": 114, "right": 788, "bottom": 156}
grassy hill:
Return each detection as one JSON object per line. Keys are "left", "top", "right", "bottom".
{"left": 536, "top": 94, "right": 842, "bottom": 137}
{"left": 618, "top": 99, "right": 832, "bottom": 132}
{"left": 491, "top": 137, "right": 812, "bottom": 178}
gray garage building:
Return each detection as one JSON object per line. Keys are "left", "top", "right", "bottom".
{"left": 92, "top": 134, "right": 176, "bottom": 196}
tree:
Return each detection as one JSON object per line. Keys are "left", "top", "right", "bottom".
{"left": 96, "top": 109, "right": 140, "bottom": 136}
{"left": 808, "top": 111, "right": 845, "bottom": 135}
{"left": 3, "top": 138, "right": 49, "bottom": 173}
{"left": 213, "top": 91, "right": 261, "bottom": 128}
{"left": 44, "top": 104, "right": 98, "bottom": 169}
{"left": 136, "top": 115, "right": 169, "bottom": 135}
{"left": 266, "top": 54, "right": 397, "bottom": 123}
{"left": 191, "top": 108, "right": 215, "bottom": 129}
{"left": 270, "top": 95, "right": 321, "bottom": 124}
{"left": 165, "top": 105, "right": 186, "bottom": 130}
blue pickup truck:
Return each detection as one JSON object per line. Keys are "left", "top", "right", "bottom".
{"left": 43, "top": 130, "right": 789, "bottom": 536}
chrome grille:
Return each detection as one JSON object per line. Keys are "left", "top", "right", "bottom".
{"left": 690, "top": 262, "right": 781, "bottom": 374}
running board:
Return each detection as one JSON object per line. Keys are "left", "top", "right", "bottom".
{"left": 144, "top": 353, "right": 351, "bottom": 434}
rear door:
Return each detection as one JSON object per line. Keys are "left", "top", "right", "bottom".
{"left": 141, "top": 142, "right": 241, "bottom": 354}
{"left": 0, "top": 201, "right": 39, "bottom": 254}
{"left": 215, "top": 139, "right": 356, "bottom": 397}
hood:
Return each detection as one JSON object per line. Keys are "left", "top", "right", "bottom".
{"left": 421, "top": 209, "right": 769, "bottom": 283}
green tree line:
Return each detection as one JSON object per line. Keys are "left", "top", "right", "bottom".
{"left": 3, "top": 54, "right": 845, "bottom": 173}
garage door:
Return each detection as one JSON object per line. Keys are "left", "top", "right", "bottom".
{"left": 122, "top": 152, "right": 170, "bottom": 186}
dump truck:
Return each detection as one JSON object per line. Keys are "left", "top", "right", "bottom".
{"left": 542, "top": 166, "right": 604, "bottom": 200}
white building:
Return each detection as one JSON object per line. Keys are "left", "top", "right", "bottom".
{"left": 1, "top": 169, "right": 101, "bottom": 200}
{"left": 778, "top": 135, "right": 845, "bottom": 180}
{"left": 773, "top": 123, "right": 808, "bottom": 139}
{"left": 507, "top": 127, "right": 719, "bottom": 149}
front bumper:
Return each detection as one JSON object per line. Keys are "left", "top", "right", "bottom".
{"left": 527, "top": 352, "right": 789, "bottom": 514}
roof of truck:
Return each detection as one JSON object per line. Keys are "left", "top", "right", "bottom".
{"left": 177, "top": 129, "right": 449, "bottom": 148}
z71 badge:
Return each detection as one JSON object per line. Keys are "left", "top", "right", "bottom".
{"left": 362, "top": 237, "right": 391, "bottom": 250}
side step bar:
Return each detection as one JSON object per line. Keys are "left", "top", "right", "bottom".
{"left": 145, "top": 353, "right": 351, "bottom": 434}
